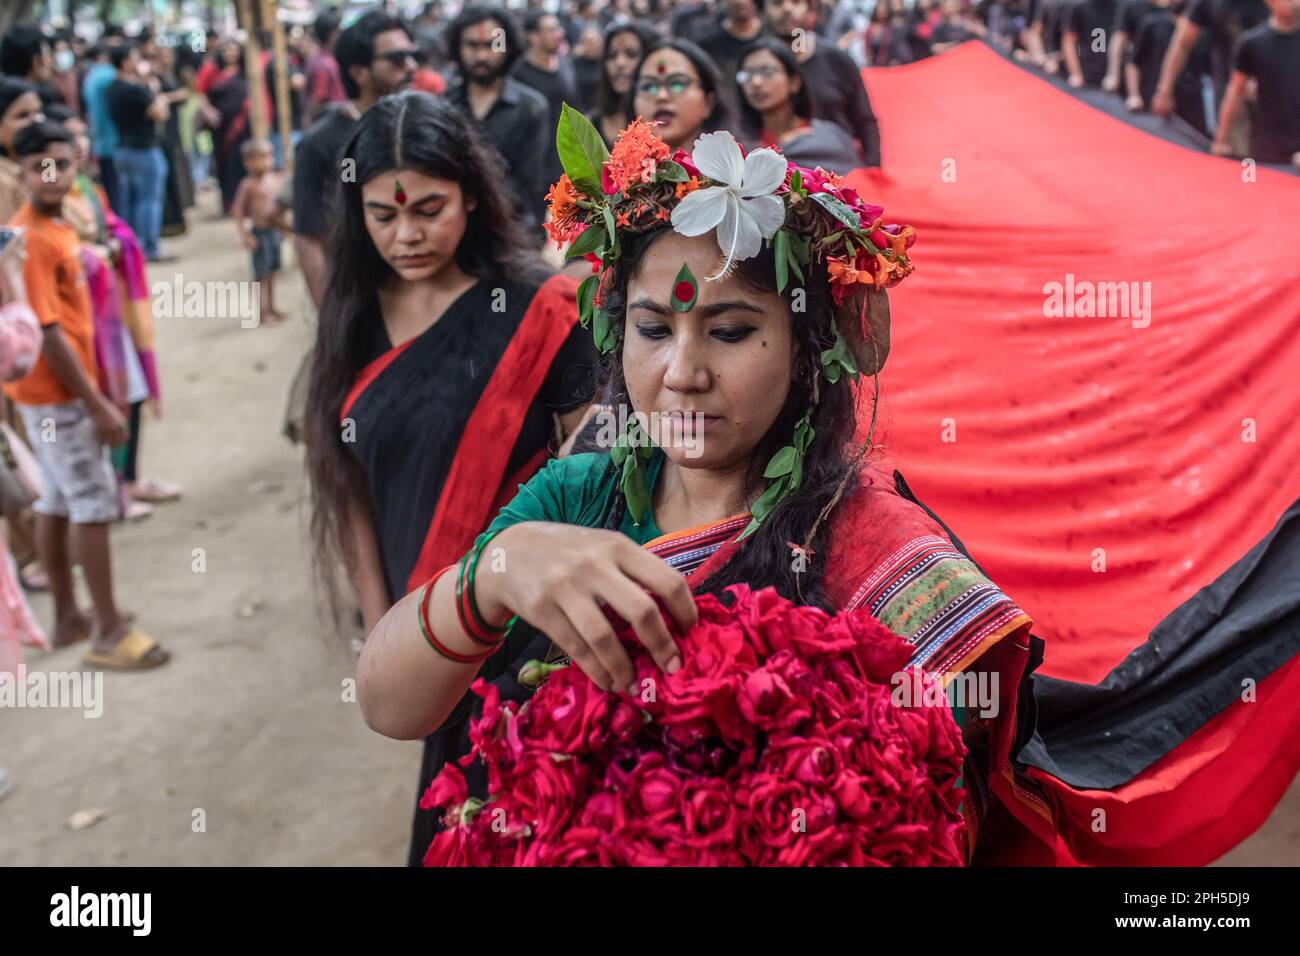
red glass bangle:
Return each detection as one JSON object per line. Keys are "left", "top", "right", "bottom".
{"left": 455, "top": 544, "right": 507, "bottom": 647}
{"left": 418, "top": 565, "right": 498, "bottom": 664}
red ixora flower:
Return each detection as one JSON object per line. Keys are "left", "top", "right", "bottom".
{"left": 602, "top": 117, "right": 671, "bottom": 194}
{"left": 421, "top": 585, "right": 968, "bottom": 867}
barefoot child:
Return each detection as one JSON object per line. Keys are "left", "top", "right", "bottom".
{"left": 3, "top": 120, "right": 168, "bottom": 669}
{"left": 230, "top": 139, "right": 288, "bottom": 324}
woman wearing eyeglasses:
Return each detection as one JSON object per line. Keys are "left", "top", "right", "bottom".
{"left": 627, "top": 39, "right": 729, "bottom": 153}
{"left": 589, "top": 21, "right": 660, "bottom": 148}
{"left": 736, "top": 38, "right": 860, "bottom": 176}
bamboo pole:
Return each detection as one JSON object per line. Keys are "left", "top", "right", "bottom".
{"left": 235, "top": 0, "right": 268, "bottom": 141}
{"left": 263, "top": 0, "right": 295, "bottom": 172}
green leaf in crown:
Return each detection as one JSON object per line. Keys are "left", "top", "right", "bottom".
{"left": 556, "top": 103, "right": 610, "bottom": 196}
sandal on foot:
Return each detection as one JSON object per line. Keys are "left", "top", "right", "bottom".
{"left": 130, "top": 477, "right": 183, "bottom": 503}
{"left": 83, "top": 628, "right": 170, "bottom": 671}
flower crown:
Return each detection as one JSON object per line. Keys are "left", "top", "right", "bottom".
{"left": 545, "top": 105, "right": 916, "bottom": 378}
{"left": 546, "top": 106, "right": 917, "bottom": 542}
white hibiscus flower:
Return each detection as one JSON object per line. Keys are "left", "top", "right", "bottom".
{"left": 670, "top": 131, "right": 788, "bottom": 279}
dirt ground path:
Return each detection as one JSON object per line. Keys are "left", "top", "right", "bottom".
{"left": 2, "top": 191, "right": 417, "bottom": 865}
{"left": 1, "top": 192, "right": 1294, "bottom": 866}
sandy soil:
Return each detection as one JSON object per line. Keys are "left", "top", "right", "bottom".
{"left": 0, "top": 191, "right": 1294, "bottom": 866}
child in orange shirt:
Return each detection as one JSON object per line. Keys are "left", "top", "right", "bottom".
{"left": 4, "top": 120, "right": 168, "bottom": 669}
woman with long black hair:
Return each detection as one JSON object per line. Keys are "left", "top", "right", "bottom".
{"left": 586, "top": 20, "right": 659, "bottom": 148}
{"left": 305, "top": 91, "right": 598, "bottom": 866}
{"left": 735, "top": 37, "right": 860, "bottom": 174}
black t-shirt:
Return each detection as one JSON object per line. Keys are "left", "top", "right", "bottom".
{"left": 1187, "top": 0, "right": 1268, "bottom": 92}
{"left": 802, "top": 43, "right": 882, "bottom": 167}
{"left": 696, "top": 16, "right": 766, "bottom": 77}
{"left": 1132, "top": 7, "right": 1212, "bottom": 133}
{"left": 446, "top": 79, "right": 550, "bottom": 227}
{"left": 1118, "top": 0, "right": 1155, "bottom": 36}
{"left": 105, "top": 78, "right": 157, "bottom": 150}
{"left": 510, "top": 58, "right": 578, "bottom": 190}
{"left": 1235, "top": 23, "right": 1300, "bottom": 163}
{"left": 265, "top": 56, "right": 305, "bottom": 132}
{"left": 292, "top": 105, "right": 357, "bottom": 239}
{"left": 930, "top": 20, "right": 976, "bottom": 45}
{"left": 696, "top": 16, "right": 768, "bottom": 121}
{"left": 1066, "top": 0, "right": 1120, "bottom": 87}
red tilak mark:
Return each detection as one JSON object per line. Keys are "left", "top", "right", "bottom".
{"left": 674, "top": 280, "right": 694, "bottom": 302}
{"left": 394, "top": 179, "right": 407, "bottom": 206}
{"left": 655, "top": 59, "right": 668, "bottom": 75}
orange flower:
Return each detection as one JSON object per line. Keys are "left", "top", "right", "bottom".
{"left": 604, "top": 117, "right": 671, "bottom": 193}
{"left": 886, "top": 225, "right": 916, "bottom": 260}
{"left": 615, "top": 209, "right": 632, "bottom": 227}
{"left": 546, "top": 173, "right": 580, "bottom": 223}
{"left": 675, "top": 176, "right": 700, "bottom": 200}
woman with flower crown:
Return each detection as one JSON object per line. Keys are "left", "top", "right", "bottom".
{"left": 356, "top": 107, "right": 1039, "bottom": 863}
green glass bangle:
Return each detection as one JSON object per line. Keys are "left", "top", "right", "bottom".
{"left": 457, "top": 529, "right": 507, "bottom": 644}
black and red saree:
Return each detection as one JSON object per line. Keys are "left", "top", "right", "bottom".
{"left": 339, "top": 272, "right": 597, "bottom": 863}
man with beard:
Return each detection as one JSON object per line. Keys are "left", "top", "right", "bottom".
{"left": 512, "top": 10, "right": 578, "bottom": 192}
{"left": 757, "top": 0, "right": 881, "bottom": 167}
{"left": 445, "top": 5, "right": 550, "bottom": 230}
{"left": 293, "top": 12, "right": 416, "bottom": 308}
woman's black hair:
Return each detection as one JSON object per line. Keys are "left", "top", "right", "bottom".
{"left": 446, "top": 4, "right": 523, "bottom": 76}
{"left": 597, "top": 21, "right": 659, "bottom": 120}
{"left": 0, "top": 78, "right": 38, "bottom": 158}
{"left": 736, "top": 36, "right": 815, "bottom": 141}
{"left": 0, "top": 76, "right": 35, "bottom": 118}
{"left": 0, "top": 24, "right": 47, "bottom": 79}
{"left": 624, "top": 38, "right": 730, "bottom": 134}
{"left": 595, "top": 225, "right": 860, "bottom": 610}
{"left": 42, "top": 102, "right": 76, "bottom": 124}
{"left": 306, "top": 91, "right": 548, "bottom": 623}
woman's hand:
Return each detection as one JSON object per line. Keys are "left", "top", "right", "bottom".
{"left": 476, "top": 522, "right": 698, "bottom": 694}
{"left": 0, "top": 230, "right": 28, "bottom": 306}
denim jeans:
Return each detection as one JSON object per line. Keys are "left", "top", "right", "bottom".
{"left": 114, "top": 145, "right": 168, "bottom": 259}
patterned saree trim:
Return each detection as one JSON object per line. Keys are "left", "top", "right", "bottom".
{"left": 643, "top": 514, "right": 750, "bottom": 577}
{"left": 845, "top": 533, "right": 1032, "bottom": 674}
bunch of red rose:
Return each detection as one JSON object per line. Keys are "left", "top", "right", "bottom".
{"left": 421, "top": 584, "right": 967, "bottom": 866}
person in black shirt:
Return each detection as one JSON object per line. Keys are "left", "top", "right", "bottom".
{"left": 1064, "top": 0, "right": 1121, "bottom": 86}
{"left": 758, "top": 0, "right": 882, "bottom": 167}
{"left": 1103, "top": 0, "right": 1156, "bottom": 92}
{"left": 512, "top": 11, "right": 578, "bottom": 191}
{"left": 1153, "top": 0, "right": 1267, "bottom": 120}
{"left": 105, "top": 44, "right": 172, "bottom": 260}
{"left": 292, "top": 11, "right": 416, "bottom": 308}
{"left": 1212, "top": 0, "right": 1300, "bottom": 166}
{"left": 445, "top": 6, "right": 550, "bottom": 231}
{"left": 695, "top": 0, "right": 768, "bottom": 120}
{"left": 1125, "top": 0, "right": 1213, "bottom": 133}
{"left": 930, "top": 0, "right": 988, "bottom": 51}
{"left": 571, "top": 23, "right": 606, "bottom": 115}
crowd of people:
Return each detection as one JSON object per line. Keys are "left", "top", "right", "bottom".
{"left": 947, "top": 0, "right": 1298, "bottom": 166}
{"left": 0, "top": 0, "right": 1294, "bottom": 852}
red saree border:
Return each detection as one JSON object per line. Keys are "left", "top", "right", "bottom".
{"left": 405, "top": 273, "right": 580, "bottom": 594}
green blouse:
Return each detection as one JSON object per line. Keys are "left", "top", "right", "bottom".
{"left": 478, "top": 450, "right": 668, "bottom": 547}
